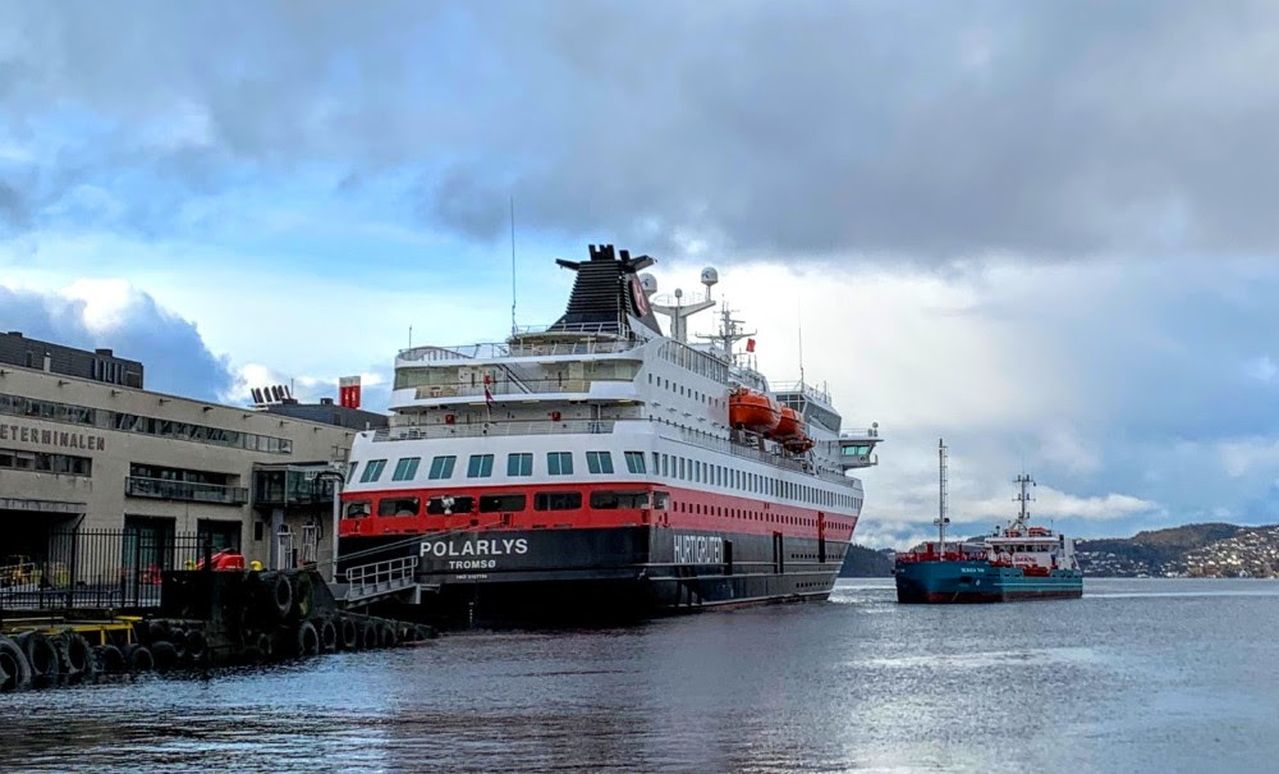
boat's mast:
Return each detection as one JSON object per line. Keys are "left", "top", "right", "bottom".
{"left": 1013, "top": 472, "right": 1035, "bottom": 530}
{"left": 936, "top": 438, "right": 949, "bottom": 551}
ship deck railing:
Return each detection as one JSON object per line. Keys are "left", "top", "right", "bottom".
{"left": 373, "top": 419, "right": 618, "bottom": 441}
{"left": 397, "top": 335, "right": 641, "bottom": 364}
{"left": 403, "top": 376, "right": 635, "bottom": 400}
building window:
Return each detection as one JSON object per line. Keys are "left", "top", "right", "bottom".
{"left": 534, "top": 491, "right": 582, "bottom": 510}
{"left": 0, "top": 448, "right": 92, "bottom": 476}
{"left": 391, "top": 457, "right": 421, "bottom": 482}
{"left": 547, "top": 452, "right": 573, "bottom": 476}
{"left": 427, "top": 455, "right": 457, "bottom": 480}
{"left": 625, "top": 451, "right": 646, "bottom": 475}
{"left": 586, "top": 451, "right": 614, "bottom": 475}
{"left": 360, "top": 459, "right": 387, "bottom": 483}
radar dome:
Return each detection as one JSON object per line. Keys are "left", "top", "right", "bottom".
{"left": 700, "top": 267, "right": 719, "bottom": 286}
{"left": 639, "top": 273, "right": 658, "bottom": 295}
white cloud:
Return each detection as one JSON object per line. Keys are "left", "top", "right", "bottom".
{"left": 1217, "top": 437, "right": 1279, "bottom": 479}
{"left": 966, "top": 486, "right": 1157, "bottom": 522}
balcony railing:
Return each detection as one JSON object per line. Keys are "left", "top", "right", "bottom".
{"left": 124, "top": 476, "right": 248, "bottom": 506}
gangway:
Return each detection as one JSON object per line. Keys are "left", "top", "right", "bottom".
{"left": 341, "top": 556, "right": 432, "bottom": 608}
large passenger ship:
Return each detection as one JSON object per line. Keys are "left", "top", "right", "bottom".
{"left": 338, "top": 245, "right": 881, "bottom": 622}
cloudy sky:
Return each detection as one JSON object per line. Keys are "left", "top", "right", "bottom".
{"left": 4, "top": 1, "right": 1279, "bottom": 546}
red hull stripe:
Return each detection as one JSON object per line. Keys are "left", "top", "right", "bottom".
{"left": 340, "top": 481, "right": 859, "bottom": 541}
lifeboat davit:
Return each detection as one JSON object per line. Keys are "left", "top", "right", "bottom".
{"left": 729, "top": 388, "right": 781, "bottom": 432}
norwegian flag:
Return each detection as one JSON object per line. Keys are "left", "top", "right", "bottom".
{"left": 483, "top": 373, "right": 494, "bottom": 410}
{"left": 745, "top": 338, "right": 756, "bottom": 353}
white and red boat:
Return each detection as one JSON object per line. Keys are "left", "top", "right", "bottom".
{"left": 338, "top": 245, "right": 881, "bottom": 623}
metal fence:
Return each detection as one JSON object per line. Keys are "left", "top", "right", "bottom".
{"left": 0, "top": 529, "right": 214, "bottom": 615}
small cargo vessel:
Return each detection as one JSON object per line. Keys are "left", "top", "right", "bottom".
{"left": 894, "top": 440, "right": 1082, "bottom": 603}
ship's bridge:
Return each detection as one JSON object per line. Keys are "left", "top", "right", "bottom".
{"left": 837, "top": 424, "right": 882, "bottom": 470}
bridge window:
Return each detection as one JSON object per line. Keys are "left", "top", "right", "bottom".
{"left": 467, "top": 454, "right": 495, "bottom": 478}
{"left": 346, "top": 462, "right": 359, "bottom": 483}
{"left": 625, "top": 451, "right": 647, "bottom": 474}
{"left": 379, "top": 496, "right": 420, "bottom": 517}
{"left": 426, "top": 495, "right": 474, "bottom": 515}
{"left": 547, "top": 451, "right": 574, "bottom": 475}
{"left": 391, "top": 457, "right": 421, "bottom": 482}
{"left": 427, "top": 455, "right": 457, "bottom": 479}
{"left": 359, "top": 459, "right": 387, "bottom": 483}
{"left": 344, "top": 501, "right": 371, "bottom": 518}
{"left": 507, "top": 453, "right": 533, "bottom": 477}
{"left": 586, "top": 451, "right": 614, "bottom": 474}
{"left": 590, "top": 490, "right": 649, "bottom": 509}
{"left": 479, "top": 493, "right": 526, "bottom": 513}
{"left": 534, "top": 491, "right": 582, "bottom": 511}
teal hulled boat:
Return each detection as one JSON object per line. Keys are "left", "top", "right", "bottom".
{"left": 895, "top": 442, "right": 1082, "bottom": 604}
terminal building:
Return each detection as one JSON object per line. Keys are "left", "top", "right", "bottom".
{"left": 0, "top": 331, "right": 386, "bottom": 584}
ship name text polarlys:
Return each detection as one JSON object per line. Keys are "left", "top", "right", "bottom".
{"left": 420, "top": 538, "right": 529, "bottom": 558}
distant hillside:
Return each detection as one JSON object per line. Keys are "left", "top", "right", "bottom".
{"left": 838, "top": 544, "right": 894, "bottom": 577}
{"left": 1076, "top": 522, "right": 1279, "bottom": 577}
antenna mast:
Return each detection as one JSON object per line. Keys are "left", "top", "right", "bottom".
{"left": 1013, "top": 472, "right": 1035, "bottom": 530}
{"left": 797, "top": 301, "right": 805, "bottom": 384}
{"left": 509, "top": 195, "right": 517, "bottom": 335}
{"left": 936, "top": 438, "right": 950, "bottom": 551}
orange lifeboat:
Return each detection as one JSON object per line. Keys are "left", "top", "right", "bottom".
{"left": 729, "top": 388, "right": 781, "bottom": 432}
{"left": 772, "top": 406, "right": 803, "bottom": 440}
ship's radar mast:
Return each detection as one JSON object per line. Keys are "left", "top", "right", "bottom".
{"left": 696, "top": 303, "right": 755, "bottom": 362}
{"left": 651, "top": 266, "right": 718, "bottom": 343}
{"left": 1011, "top": 473, "right": 1036, "bottom": 532}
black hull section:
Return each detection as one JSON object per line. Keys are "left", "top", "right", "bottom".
{"left": 349, "top": 526, "right": 846, "bottom": 626}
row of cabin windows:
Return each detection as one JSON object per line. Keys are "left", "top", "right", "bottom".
{"left": 347, "top": 489, "right": 656, "bottom": 518}
{"left": 647, "top": 372, "right": 725, "bottom": 412}
{"left": 351, "top": 450, "right": 649, "bottom": 485}
{"left": 651, "top": 451, "right": 862, "bottom": 512}
{"left": 350, "top": 489, "right": 851, "bottom": 532}
{"left": 352, "top": 451, "right": 860, "bottom": 513}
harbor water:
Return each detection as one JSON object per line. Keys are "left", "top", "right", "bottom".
{"left": 2, "top": 578, "right": 1278, "bottom": 772}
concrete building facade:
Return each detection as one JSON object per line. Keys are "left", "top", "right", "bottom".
{"left": 0, "top": 359, "right": 360, "bottom": 571}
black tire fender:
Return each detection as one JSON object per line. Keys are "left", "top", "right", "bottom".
{"left": 185, "top": 629, "right": 208, "bottom": 664}
{"left": 318, "top": 618, "right": 338, "bottom": 652}
{"left": 360, "top": 621, "right": 378, "bottom": 650}
{"left": 339, "top": 617, "right": 358, "bottom": 651}
{"left": 122, "top": 644, "right": 154, "bottom": 672}
{"left": 291, "top": 572, "right": 314, "bottom": 621}
{"left": 295, "top": 620, "right": 320, "bottom": 658}
{"left": 55, "top": 632, "right": 91, "bottom": 675}
{"left": 150, "top": 640, "right": 179, "bottom": 670}
{"left": 271, "top": 574, "right": 293, "bottom": 619}
{"left": 16, "top": 632, "right": 60, "bottom": 680}
{"left": 92, "top": 644, "right": 126, "bottom": 673}
{"left": 0, "top": 636, "right": 33, "bottom": 692}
